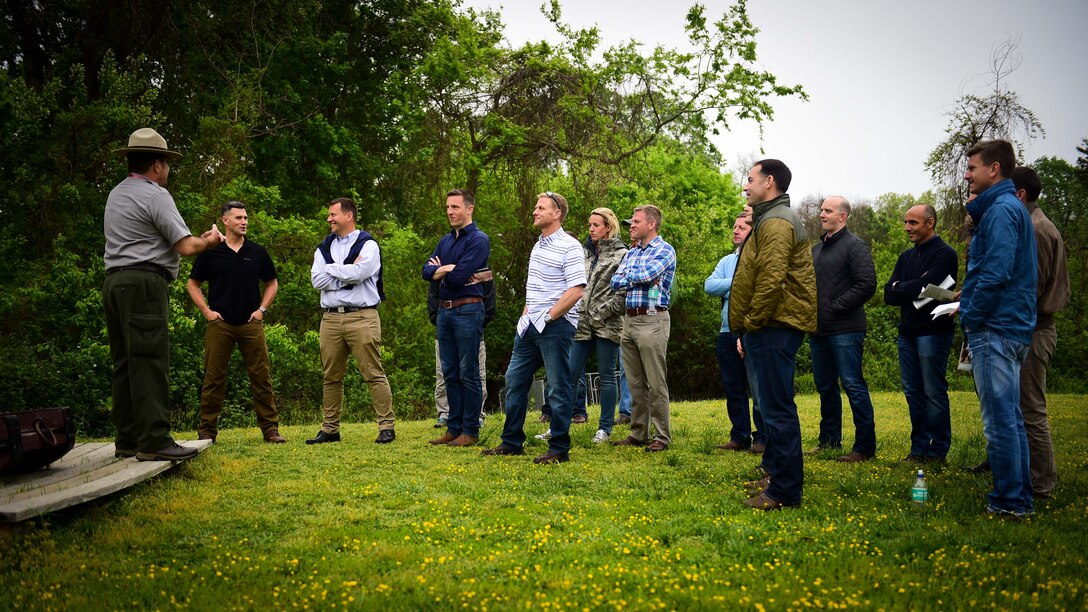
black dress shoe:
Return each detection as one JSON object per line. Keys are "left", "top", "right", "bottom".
{"left": 375, "top": 429, "right": 396, "bottom": 444}
{"left": 481, "top": 445, "right": 524, "bottom": 456}
{"left": 306, "top": 430, "right": 341, "bottom": 444}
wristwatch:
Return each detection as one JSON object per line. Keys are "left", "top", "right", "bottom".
{"left": 259, "top": 307, "right": 269, "bottom": 314}
{"left": 543, "top": 312, "right": 552, "bottom": 323}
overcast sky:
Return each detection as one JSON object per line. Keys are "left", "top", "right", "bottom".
{"left": 462, "top": 0, "right": 1088, "bottom": 203}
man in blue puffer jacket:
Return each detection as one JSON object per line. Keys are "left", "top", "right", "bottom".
{"left": 959, "top": 139, "right": 1038, "bottom": 518}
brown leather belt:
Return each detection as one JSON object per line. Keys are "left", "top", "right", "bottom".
{"left": 626, "top": 306, "right": 668, "bottom": 316}
{"left": 439, "top": 297, "right": 483, "bottom": 309}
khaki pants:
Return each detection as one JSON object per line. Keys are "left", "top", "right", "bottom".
{"left": 198, "top": 319, "right": 279, "bottom": 437}
{"left": 621, "top": 311, "right": 671, "bottom": 444}
{"left": 435, "top": 339, "right": 487, "bottom": 418}
{"left": 319, "top": 309, "right": 395, "bottom": 432}
{"left": 1020, "top": 322, "right": 1058, "bottom": 496}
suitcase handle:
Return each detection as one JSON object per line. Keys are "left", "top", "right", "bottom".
{"left": 33, "top": 418, "right": 59, "bottom": 447}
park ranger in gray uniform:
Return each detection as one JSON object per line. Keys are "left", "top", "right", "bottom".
{"left": 103, "top": 128, "right": 223, "bottom": 461}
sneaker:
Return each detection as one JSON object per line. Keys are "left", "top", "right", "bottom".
{"left": 434, "top": 416, "right": 448, "bottom": 429}
{"left": 534, "top": 429, "right": 552, "bottom": 441}
{"left": 592, "top": 430, "right": 610, "bottom": 444}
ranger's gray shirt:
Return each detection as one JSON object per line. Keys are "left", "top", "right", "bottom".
{"left": 103, "top": 176, "right": 191, "bottom": 279}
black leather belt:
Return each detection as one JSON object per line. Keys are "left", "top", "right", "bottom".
{"left": 106, "top": 263, "right": 172, "bottom": 281}
{"left": 325, "top": 305, "right": 378, "bottom": 313}
{"left": 626, "top": 306, "right": 668, "bottom": 316}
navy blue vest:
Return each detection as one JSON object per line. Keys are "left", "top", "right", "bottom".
{"left": 317, "top": 231, "right": 386, "bottom": 301}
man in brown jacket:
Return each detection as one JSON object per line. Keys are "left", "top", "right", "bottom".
{"left": 1011, "top": 166, "right": 1070, "bottom": 497}
{"left": 731, "top": 159, "right": 817, "bottom": 510}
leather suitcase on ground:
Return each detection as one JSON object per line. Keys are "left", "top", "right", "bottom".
{"left": 0, "top": 408, "right": 76, "bottom": 474}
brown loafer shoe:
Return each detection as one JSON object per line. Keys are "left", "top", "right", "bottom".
{"left": 612, "top": 435, "right": 648, "bottom": 447}
{"left": 447, "top": 434, "right": 479, "bottom": 447}
{"left": 836, "top": 451, "right": 873, "bottom": 463}
{"left": 263, "top": 428, "right": 286, "bottom": 444}
{"left": 644, "top": 440, "right": 669, "bottom": 452}
{"left": 481, "top": 445, "right": 524, "bottom": 456}
{"left": 429, "top": 432, "right": 457, "bottom": 445}
{"left": 749, "top": 442, "right": 766, "bottom": 454}
{"left": 743, "top": 492, "right": 788, "bottom": 510}
{"left": 533, "top": 451, "right": 569, "bottom": 464}
{"left": 716, "top": 440, "right": 749, "bottom": 451}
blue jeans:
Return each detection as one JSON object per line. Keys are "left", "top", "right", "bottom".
{"left": 570, "top": 336, "right": 620, "bottom": 433}
{"left": 742, "top": 327, "right": 804, "bottom": 506}
{"left": 969, "top": 328, "right": 1033, "bottom": 514}
{"left": 897, "top": 333, "right": 953, "bottom": 459}
{"left": 437, "top": 302, "right": 484, "bottom": 437}
{"left": 810, "top": 332, "right": 876, "bottom": 455}
{"left": 716, "top": 332, "right": 763, "bottom": 446}
{"left": 501, "top": 319, "right": 576, "bottom": 455}
{"left": 618, "top": 356, "right": 632, "bottom": 417}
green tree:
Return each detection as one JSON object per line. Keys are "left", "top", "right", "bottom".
{"left": 925, "top": 38, "right": 1044, "bottom": 235}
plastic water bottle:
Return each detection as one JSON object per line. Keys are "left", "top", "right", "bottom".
{"left": 911, "top": 469, "right": 928, "bottom": 508}
{"left": 647, "top": 284, "right": 660, "bottom": 315}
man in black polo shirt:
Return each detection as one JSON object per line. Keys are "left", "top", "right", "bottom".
{"left": 187, "top": 201, "right": 284, "bottom": 443}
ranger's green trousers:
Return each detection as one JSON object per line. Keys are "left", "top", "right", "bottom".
{"left": 103, "top": 269, "right": 175, "bottom": 452}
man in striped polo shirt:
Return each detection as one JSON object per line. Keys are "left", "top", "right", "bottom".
{"left": 482, "top": 192, "right": 587, "bottom": 464}
{"left": 609, "top": 205, "right": 677, "bottom": 452}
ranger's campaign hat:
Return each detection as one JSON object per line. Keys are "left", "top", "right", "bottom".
{"left": 114, "top": 128, "right": 182, "bottom": 158}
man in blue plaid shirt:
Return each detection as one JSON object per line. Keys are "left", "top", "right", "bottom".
{"left": 609, "top": 205, "right": 677, "bottom": 452}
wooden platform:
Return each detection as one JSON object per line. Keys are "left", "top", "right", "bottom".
{"left": 0, "top": 440, "right": 212, "bottom": 523}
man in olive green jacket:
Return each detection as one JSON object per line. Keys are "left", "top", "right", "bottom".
{"left": 730, "top": 159, "right": 817, "bottom": 511}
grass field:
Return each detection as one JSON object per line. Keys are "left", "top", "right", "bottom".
{"left": 2, "top": 391, "right": 1087, "bottom": 610}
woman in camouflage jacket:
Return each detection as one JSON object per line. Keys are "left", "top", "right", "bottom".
{"left": 570, "top": 207, "right": 628, "bottom": 443}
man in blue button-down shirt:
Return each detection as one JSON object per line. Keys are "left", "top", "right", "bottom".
{"left": 423, "top": 189, "right": 490, "bottom": 448}
{"left": 610, "top": 205, "right": 677, "bottom": 452}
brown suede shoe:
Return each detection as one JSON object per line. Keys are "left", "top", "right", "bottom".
{"left": 745, "top": 475, "right": 771, "bottom": 495}
{"left": 264, "top": 428, "right": 286, "bottom": 443}
{"left": 716, "top": 440, "right": 749, "bottom": 451}
{"left": 429, "top": 432, "right": 457, "bottom": 445}
{"left": 644, "top": 440, "right": 669, "bottom": 452}
{"left": 447, "top": 434, "right": 479, "bottom": 447}
{"left": 749, "top": 442, "right": 766, "bottom": 454}
{"left": 612, "top": 435, "right": 648, "bottom": 447}
{"left": 533, "top": 451, "right": 569, "bottom": 464}
{"left": 836, "top": 451, "right": 873, "bottom": 463}
{"left": 743, "top": 492, "right": 789, "bottom": 510}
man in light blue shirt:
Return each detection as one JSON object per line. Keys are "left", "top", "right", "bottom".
{"left": 705, "top": 215, "right": 763, "bottom": 453}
